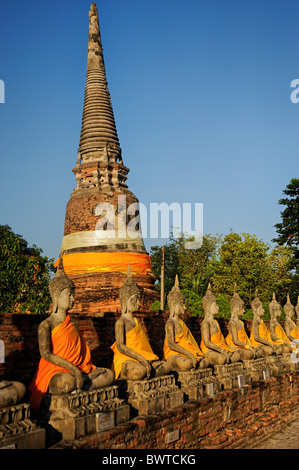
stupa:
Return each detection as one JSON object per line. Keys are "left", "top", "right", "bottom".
{"left": 58, "top": 3, "right": 158, "bottom": 314}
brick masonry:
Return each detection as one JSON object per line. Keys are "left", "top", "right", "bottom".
{"left": 0, "top": 312, "right": 298, "bottom": 449}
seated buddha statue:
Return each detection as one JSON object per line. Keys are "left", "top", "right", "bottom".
{"left": 296, "top": 296, "right": 299, "bottom": 329}
{"left": 111, "top": 267, "right": 170, "bottom": 380}
{"left": 225, "top": 284, "right": 261, "bottom": 360}
{"left": 163, "top": 275, "right": 209, "bottom": 371}
{"left": 29, "top": 257, "right": 114, "bottom": 412}
{"left": 269, "top": 293, "right": 292, "bottom": 353}
{"left": 249, "top": 290, "right": 283, "bottom": 356}
{"left": 200, "top": 284, "right": 241, "bottom": 365}
{"left": 284, "top": 295, "right": 299, "bottom": 342}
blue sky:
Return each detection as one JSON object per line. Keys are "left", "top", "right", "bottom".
{"left": 0, "top": 0, "right": 298, "bottom": 261}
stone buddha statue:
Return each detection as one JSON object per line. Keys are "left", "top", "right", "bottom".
{"left": 111, "top": 267, "right": 170, "bottom": 380}
{"left": 269, "top": 293, "right": 292, "bottom": 353}
{"left": 295, "top": 296, "right": 299, "bottom": 329}
{"left": 163, "top": 276, "right": 209, "bottom": 371}
{"left": 200, "top": 284, "right": 241, "bottom": 365}
{"left": 284, "top": 294, "right": 299, "bottom": 341}
{"left": 225, "top": 284, "right": 260, "bottom": 360}
{"left": 29, "top": 257, "right": 114, "bottom": 412}
{"left": 249, "top": 290, "right": 283, "bottom": 356}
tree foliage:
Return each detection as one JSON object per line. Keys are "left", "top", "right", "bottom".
{"left": 150, "top": 230, "right": 295, "bottom": 318}
{"left": 273, "top": 178, "right": 299, "bottom": 272}
{"left": 0, "top": 225, "right": 55, "bottom": 314}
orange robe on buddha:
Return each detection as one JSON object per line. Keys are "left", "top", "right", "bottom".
{"left": 200, "top": 319, "right": 235, "bottom": 354}
{"left": 250, "top": 319, "right": 284, "bottom": 348}
{"left": 163, "top": 319, "right": 205, "bottom": 360}
{"left": 225, "top": 320, "right": 253, "bottom": 350}
{"left": 29, "top": 315, "right": 96, "bottom": 411}
{"left": 110, "top": 318, "right": 158, "bottom": 379}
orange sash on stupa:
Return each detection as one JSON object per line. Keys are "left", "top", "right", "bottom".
{"left": 29, "top": 315, "right": 96, "bottom": 411}
{"left": 200, "top": 319, "right": 234, "bottom": 354}
{"left": 163, "top": 319, "right": 204, "bottom": 360}
{"left": 110, "top": 318, "right": 158, "bottom": 379}
{"left": 250, "top": 319, "right": 284, "bottom": 348}
{"left": 225, "top": 320, "right": 253, "bottom": 350}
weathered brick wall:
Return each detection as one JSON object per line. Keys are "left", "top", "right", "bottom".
{"left": 53, "top": 372, "right": 299, "bottom": 450}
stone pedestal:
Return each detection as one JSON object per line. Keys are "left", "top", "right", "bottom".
{"left": 175, "top": 368, "right": 221, "bottom": 401}
{"left": 0, "top": 403, "right": 46, "bottom": 449}
{"left": 119, "top": 375, "right": 184, "bottom": 416}
{"left": 266, "top": 354, "right": 292, "bottom": 377}
{"left": 243, "top": 358, "right": 272, "bottom": 382}
{"left": 213, "top": 362, "right": 251, "bottom": 390}
{"left": 39, "top": 385, "right": 130, "bottom": 443}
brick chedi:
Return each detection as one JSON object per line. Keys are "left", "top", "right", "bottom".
{"left": 59, "top": 3, "right": 158, "bottom": 315}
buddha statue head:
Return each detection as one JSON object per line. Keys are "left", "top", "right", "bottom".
{"left": 202, "top": 284, "right": 219, "bottom": 317}
{"left": 229, "top": 284, "right": 245, "bottom": 317}
{"left": 119, "top": 266, "right": 141, "bottom": 314}
{"left": 167, "top": 275, "right": 185, "bottom": 318}
{"left": 251, "top": 289, "right": 264, "bottom": 317}
{"left": 284, "top": 294, "right": 295, "bottom": 319}
{"left": 49, "top": 256, "right": 75, "bottom": 313}
{"left": 269, "top": 292, "right": 282, "bottom": 320}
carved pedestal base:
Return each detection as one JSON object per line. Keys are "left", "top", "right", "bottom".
{"left": 266, "top": 354, "right": 292, "bottom": 377}
{"left": 121, "top": 375, "right": 184, "bottom": 416}
{"left": 213, "top": 362, "right": 251, "bottom": 390}
{"left": 176, "top": 368, "right": 221, "bottom": 401}
{"left": 0, "top": 403, "right": 46, "bottom": 449}
{"left": 39, "top": 385, "right": 130, "bottom": 443}
{"left": 243, "top": 357, "right": 272, "bottom": 381}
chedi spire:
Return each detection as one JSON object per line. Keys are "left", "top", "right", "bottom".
{"left": 78, "top": 3, "right": 121, "bottom": 164}
{"left": 57, "top": 3, "right": 158, "bottom": 315}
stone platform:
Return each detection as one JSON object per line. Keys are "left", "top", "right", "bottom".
{"left": 38, "top": 385, "right": 130, "bottom": 443}
{"left": 175, "top": 368, "right": 221, "bottom": 401}
{"left": 0, "top": 402, "right": 46, "bottom": 449}
{"left": 213, "top": 362, "right": 252, "bottom": 389}
{"left": 243, "top": 357, "right": 272, "bottom": 382}
{"left": 118, "top": 374, "right": 184, "bottom": 416}
{"left": 266, "top": 354, "right": 293, "bottom": 376}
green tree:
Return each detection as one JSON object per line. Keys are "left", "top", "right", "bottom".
{"left": 0, "top": 225, "right": 55, "bottom": 314}
{"left": 150, "top": 234, "right": 179, "bottom": 295}
{"left": 210, "top": 232, "right": 293, "bottom": 309}
{"left": 175, "top": 233, "right": 221, "bottom": 296}
{"left": 273, "top": 178, "right": 299, "bottom": 272}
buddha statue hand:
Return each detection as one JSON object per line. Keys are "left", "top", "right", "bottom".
{"left": 72, "top": 367, "right": 84, "bottom": 390}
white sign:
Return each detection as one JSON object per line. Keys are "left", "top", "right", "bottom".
{"left": 165, "top": 429, "right": 180, "bottom": 444}
{"left": 96, "top": 411, "right": 115, "bottom": 432}
{"left": 237, "top": 375, "right": 246, "bottom": 388}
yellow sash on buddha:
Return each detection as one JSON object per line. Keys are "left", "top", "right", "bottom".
{"left": 163, "top": 319, "right": 204, "bottom": 360}
{"left": 290, "top": 324, "right": 299, "bottom": 340}
{"left": 225, "top": 321, "right": 253, "bottom": 350}
{"left": 250, "top": 319, "right": 284, "bottom": 348}
{"left": 275, "top": 324, "right": 291, "bottom": 344}
{"left": 200, "top": 319, "right": 234, "bottom": 354}
{"left": 110, "top": 318, "right": 158, "bottom": 379}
